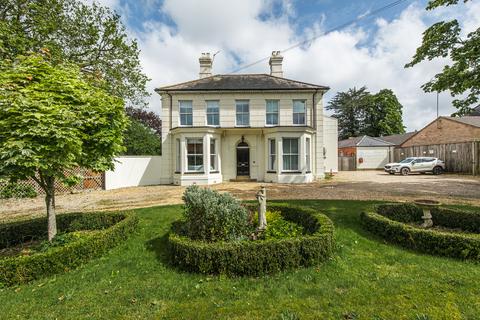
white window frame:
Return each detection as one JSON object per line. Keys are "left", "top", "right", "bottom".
{"left": 293, "top": 100, "right": 306, "bottom": 125}
{"left": 282, "top": 138, "right": 299, "bottom": 171}
{"left": 206, "top": 100, "right": 220, "bottom": 126}
{"left": 210, "top": 138, "right": 217, "bottom": 171}
{"left": 235, "top": 100, "right": 250, "bottom": 127}
{"left": 176, "top": 138, "right": 181, "bottom": 172}
{"left": 305, "top": 137, "right": 311, "bottom": 172}
{"left": 265, "top": 100, "right": 279, "bottom": 126}
{"left": 268, "top": 138, "right": 276, "bottom": 171}
{"left": 186, "top": 138, "right": 203, "bottom": 172}
{"left": 179, "top": 100, "right": 193, "bottom": 126}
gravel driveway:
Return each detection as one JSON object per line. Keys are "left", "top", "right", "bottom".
{"left": 1, "top": 171, "right": 479, "bottom": 221}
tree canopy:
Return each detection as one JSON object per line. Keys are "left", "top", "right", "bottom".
{"left": 123, "top": 119, "right": 162, "bottom": 156}
{"left": 327, "top": 87, "right": 405, "bottom": 140}
{"left": 405, "top": 0, "right": 479, "bottom": 116}
{"left": 0, "top": 53, "right": 128, "bottom": 240}
{"left": 0, "top": 0, "right": 149, "bottom": 108}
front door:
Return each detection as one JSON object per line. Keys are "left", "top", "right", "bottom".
{"left": 236, "top": 142, "right": 250, "bottom": 176}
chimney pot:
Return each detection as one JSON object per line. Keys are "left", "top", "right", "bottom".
{"left": 199, "top": 52, "right": 212, "bottom": 79}
{"left": 269, "top": 51, "right": 283, "bottom": 77}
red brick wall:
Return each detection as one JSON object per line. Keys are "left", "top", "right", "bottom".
{"left": 339, "top": 147, "right": 356, "bottom": 157}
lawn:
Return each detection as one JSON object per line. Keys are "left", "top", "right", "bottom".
{"left": 1, "top": 200, "right": 479, "bottom": 319}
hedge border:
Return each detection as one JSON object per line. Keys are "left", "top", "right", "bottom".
{"left": 167, "top": 205, "right": 335, "bottom": 276}
{"left": 0, "top": 211, "right": 138, "bottom": 286}
{"left": 361, "top": 207, "right": 480, "bottom": 260}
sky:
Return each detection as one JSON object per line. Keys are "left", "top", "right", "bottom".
{"left": 86, "top": 0, "right": 479, "bottom": 131}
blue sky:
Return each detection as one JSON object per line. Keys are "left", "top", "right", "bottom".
{"left": 92, "top": 0, "right": 478, "bottom": 130}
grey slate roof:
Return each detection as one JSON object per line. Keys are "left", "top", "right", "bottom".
{"left": 338, "top": 135, "right": 394, "bottom": 148}
{"left": 469, "top": 106, "right": 480, "bottom": 116}
{"left": 156, "top": 74, "right": 329, "bottom": 92}
{"left": 379, "top": 132, "right": 417, "bottom": 146}
{"left": 445, "top": 116, "right": 480, "bottom": 128}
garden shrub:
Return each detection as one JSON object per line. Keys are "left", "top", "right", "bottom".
{"left": 361, "top": 204, "right": 480, "bottom": 260}
{"left": 430, "top": 207, "right": 480, "bottom": 233}
{"left": 0, "top": 211, "right": 138, "bottom": 286}
{"left": 260, "top": 210, "right": 303, "bottom": 240}
{"left": 168, "top": 205, "right": 335, "bottom": 276}
{"left": 375, "top": 203, "right": 423, "bottom": 223}
{"left": 0, "top": 182, "right": 37, "bottom": 199}
{"left": 181, "top": 185, "right": 250, "bottom": 242}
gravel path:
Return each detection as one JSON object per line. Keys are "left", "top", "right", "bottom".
{"left": 1, "top": 171, "right": 479, "bottom": 221}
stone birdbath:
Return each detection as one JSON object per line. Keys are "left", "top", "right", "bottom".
{"left": 414, "top": 199, "right": 441, "bottom": 228}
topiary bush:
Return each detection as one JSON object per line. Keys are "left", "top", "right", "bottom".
{"left": 361, "top": 203, "right": 480, "bottom": 260}
{"left": 375, "top": 203, "right": 423, "bottom": 223}
{"left": 181, "top": 185, "right": 250, "bottom": 242}
{"left": 0, "top": 211, "right": 138, "bottom": 286}
{"left": 168, "top": 204, "right": 335, "bottom": 276}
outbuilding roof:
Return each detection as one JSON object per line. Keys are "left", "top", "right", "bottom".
{"left": 379, "top": 132, "right": 417, "bottom": 146}
{"left": 338, "top": 135, "right": 394, "bottom": 148}
{"left": 445, "top": 116, "right": 480, "bottom": 128}
{"left": 155, "top": 74, "right": 329, "bottom": 92}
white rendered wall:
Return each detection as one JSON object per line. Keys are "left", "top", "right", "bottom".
{"left": 323, "top": 116, "right": 338, "bottom": 173}
{"left": 105, "top": 156, "right": 164, "bottom": 190}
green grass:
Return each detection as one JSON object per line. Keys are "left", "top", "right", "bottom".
{"left": 1, "top": 200, "right": 479, "bottom": 319}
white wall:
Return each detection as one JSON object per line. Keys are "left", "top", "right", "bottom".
{"left": 323, "top": 116, "right": 338, "bottom": 173}
{"left": 357, "top": 147, "right": 391, "bottom": 169}
{"left": 105, "top": 156, "right": 164, "bottom": 190}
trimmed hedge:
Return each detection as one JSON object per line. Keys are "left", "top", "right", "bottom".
{"left": 0, "top": 211, "right": 138, "bottom": 286}
{"left": 374, "top": 203, "right": 423, "bottom": 223}
{"left": 361, "top": 204, "right": 480, "bottom": 260}
{"left": 431, "top": 207, "right": 480, "bottom": 233}
{"left": 168, "top": 205, "right": 335, "bottom": 276}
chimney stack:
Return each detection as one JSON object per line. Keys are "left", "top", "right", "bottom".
{"left": 199, "top": 53, "right": 212, "bottom": 79}
{"left": 269, "top": 51, "right": 283, "bottom": 77}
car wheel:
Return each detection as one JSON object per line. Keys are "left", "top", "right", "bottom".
{"left": 400, "top": 167, "right": 410, "bottom": 176}
{"left": 433, "top": 166, "right": 443, "bottom": 175}
{"left": 389, "top": 172, "right": 395, "bottom": 175}
{"left": 420, "top": 172, "right": 426, "bottom": 175}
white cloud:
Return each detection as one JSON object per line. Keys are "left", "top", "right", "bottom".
{"left": 91, "top": 0, "right": 480, "bottom": 130}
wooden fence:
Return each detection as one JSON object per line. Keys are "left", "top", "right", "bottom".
{"left": 393, "top": 141, "right": 480, "bottom": 175}
{"left": 338, "top": 155, "right": 356, "bottom": 171}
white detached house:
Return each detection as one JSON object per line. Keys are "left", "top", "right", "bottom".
{"left": 154, "top": 52, "right": 338, "bottom": 186}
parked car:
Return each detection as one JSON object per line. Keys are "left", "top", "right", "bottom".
{"left": 384, "top": 157, "right": 445, "bottom": 175}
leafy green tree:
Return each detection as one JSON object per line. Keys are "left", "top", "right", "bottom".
{"left": 405, "top": 0, "right": 479, "bottom": 116}
{"left": 0, "top": 0, "right": 149, "bottom": 107}
{"left": 0, "top": 53, "right": 128, "bottom": 240}
{"left": 326, "top": 86, "right": 371, "bottom": 140}
{"left": 123, "top": 119, "right": 162, "bottom": 155}
{"left": 363, "top": 89, "right": 405, "bottom": 137}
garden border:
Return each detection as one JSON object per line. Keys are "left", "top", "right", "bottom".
{"left": 361, "top": 203, "right": 480, "bottom": 260}
{"left": 168, "top": 204, "right": 335, "bottom": 276}
{"left": 0, "top": 211, "right": 138, "bottom": 286}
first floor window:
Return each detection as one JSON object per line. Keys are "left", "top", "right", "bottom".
{"left": 187, "top": 138, "right": 203, "bottom": 172}
{"left": 236, "top": 100, "right": 249, "bottom": 126}
{"left": 180, "top": 100, "right": 193, "bottom": 126}
{"left": 268, "top": 139, "right": 276, "bottom": 171}
{"left": 306, "top": 137, "right": 311, "bottom": 172}
{"left": 283, "top": 138, "right": 299, "bottom": 171}
{"left": 176, "top": 139, "right": 181, "bottom": 172}
{"left": 266, "top": 100, "right": 279, "bottom": 125}
{"left": 293, "top": 100, "right": 306, "bottom": 125}
{"left": 210, "top": 139, "right": 217, "bottom": 171}
{"left": 206, "top": 100, "right": 219, "bottom": 126}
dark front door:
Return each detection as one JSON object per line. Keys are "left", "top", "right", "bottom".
{"left": 236, "top": 142, "right": 250, "bottom": 176}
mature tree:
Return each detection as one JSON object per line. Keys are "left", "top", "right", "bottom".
{"left": 126, "top": 106, "right": 162, "bottom": 136}
{"left": 0, "top": 53, "right": 128, "bottom": 240}
{"left": 123, "top": 119, "right": 162, "bottom": 155}
{"left": 405, "top": 0, "right": 479, "bottom": 116}
{"left": 326, "top": 86, "right": 371, "bottom": 140}
{"left": 363, "top": 89, "right": 406, "bottom": 137}
{"left": 0, "top": 0, "right": 149, "bottom": 107}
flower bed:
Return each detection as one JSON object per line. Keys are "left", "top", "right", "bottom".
{"left": 168, "top": 204, "right": 335, "bottom": 276}
{"left": 0, "top": 211, "right": 138, "bottom": 286}
{"left": 361, "top": 203, "right": 480, "bottom": 260}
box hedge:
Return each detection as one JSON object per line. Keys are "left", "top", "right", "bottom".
{"left": 168, "top": 205, "right": 335, "bottom": 276}
{"left": 361, "top": 204, "right": 480, "bottom": 260}
{"left": 0, "top": 211, "right": 138, "bottom": 286}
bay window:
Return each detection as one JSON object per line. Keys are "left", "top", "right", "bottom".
{"left": 306, "top": 137, "right": 311, "bottom": 172}
{"left": 187, "top": 138, "right": 203, "bottom": 172}
{"left": 282, "top": 138, "right": 299, "bottom": 171}
{"left": 210, "top": 139, "right": 217, "bottom": 171}
{"left": 268, "top": 139, "right": 276, "bottom": 171}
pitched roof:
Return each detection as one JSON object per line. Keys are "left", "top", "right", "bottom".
{"left": 338, "top": 135, "right": 394, "bottom": 148}
{"left": 379, "top": 132, "right": 417, "bottom": 146}
{"left": 155, "top": 74, "right": 329, "bottom": 92}
{"left": 469, "top": 105, "right": 480, "bottom": 116}
{"left": 445, "top": 116, "right": 480, "bottom": 128}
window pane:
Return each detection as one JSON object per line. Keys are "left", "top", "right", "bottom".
{"left": 293, "top": 100, "right": 305, "bottom": 113}
{"left": 210, "top": 155, "right": 216, "bottom": 170}
{"left": 270, "top": 139, "right": 275, "bottom": 154}
{"left": 291, "top": 139, "right": 298, "bottom": 153}
{"left": 266, "top": 100, "right": 278, "bottom": 113}
{"left": 206, "top": 101, "right": 219, "bottom": 112}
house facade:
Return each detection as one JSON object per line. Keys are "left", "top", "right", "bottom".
{"left": 154, "top": 52, "right": 338, "bottom": 186}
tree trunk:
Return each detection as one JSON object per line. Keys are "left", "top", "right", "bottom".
{"left": 45, "top": 177, "right": 57, "bottom": 241}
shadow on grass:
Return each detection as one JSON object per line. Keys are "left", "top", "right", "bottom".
{"left": 145, "top": 234, "right": 171, "bottom": 265}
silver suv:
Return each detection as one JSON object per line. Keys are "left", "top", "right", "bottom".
{"left": 384, "top": 157, "right": 445, "bottom": 176}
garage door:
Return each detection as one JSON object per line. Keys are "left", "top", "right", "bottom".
{"left": 357, "top": 147, "right": 391, "bottom": 169}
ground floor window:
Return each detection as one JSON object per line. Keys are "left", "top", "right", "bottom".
{"left": 283, "top": 138, "right": 299, "bottom": 171}
{"left": 268, "top": 138, "right": 276, "bottom": 171}
{"left": 187, "top": 138, "right": 203, "bottom": 172}
{"left": 176, "top": 139, "right": 181, "bottom": 172}
{"left": 210, "top": 139, "right": 217, "bottom": 171}
{"left": 306, "top": 137, "right": 311, "bottom": 172}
